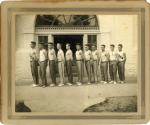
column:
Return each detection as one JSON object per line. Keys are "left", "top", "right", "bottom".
{"left": 48, "top": 34, "right": 54, "bottom": 43}
{"left": 83, "top": 34, "right": 88, "bottom": 49}
{"left": 34, "top": 34, "right": 39, "bottom": 51}
{"left": 97, "top": 33, "right": 101, "bottom": 51}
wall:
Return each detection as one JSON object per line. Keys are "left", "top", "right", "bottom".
{"left": 15, "top": 15, "right": 36, "bottom": 84}
{"left": 97, "top": 15, "right": 138, "bottom": 81}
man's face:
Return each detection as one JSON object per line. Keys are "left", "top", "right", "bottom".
{"left": 57, "top": 44, "right": 61, "bottom": 49}
{"left": 118, "top": 46, "right": 122, "bottom": 51}
{"left": 101, "top": 46, "right": 105, "bottom": 51}
{"left": 110, "top": 46, "right": 114, "bottom": 51}
{"left": 85, "top": 46, "right": 89, "bottom": 51}
{"left": 76, "top": 45, "right": 81, "bottom": 50}
{"left": 30, "top": 43, "right": 36, "bottom": 49}
{"left": 66, "top": 45, "right": 70, "bottom": 50}
{"left": 92, "top": 46, "right": 96, "bottom": 51}
{"left": 48, "top": 44, "right": 53, "bottom": 49}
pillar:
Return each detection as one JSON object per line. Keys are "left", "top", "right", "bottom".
{"left": 97, "top": 33, "right": 101, "bottom": 51}
{"left": 83, "top": 34, "right": 88, "bottom": 50}
{"left": 34, "top": 34, "right": 39, "bottom": 51}
{"left": 48, "top": 34, "right": 54, "bottom": 43}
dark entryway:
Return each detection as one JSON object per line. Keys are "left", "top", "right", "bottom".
{"left": 53, "top": 35, "right": 83, "bottom": 59}
{"left": 54, "top": 35, "right": 83, "bottom": 76}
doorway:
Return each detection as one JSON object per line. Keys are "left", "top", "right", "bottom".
{"left": 53, "top": 35, "right": 83, "bottom": 58}
{"left": 53, "top": 35, "right": 83, "bottom": 76}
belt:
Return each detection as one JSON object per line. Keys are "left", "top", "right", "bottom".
{"left": 49, "top": 60, "right": 55, "bottom": 61}
{"left": 30, "top": 60, "right": 37, "bottom": 62}
{"left": 40, "top": 60, "right": 47, "bottom": 63}
{"left": 66, "top": 59, "right": 73, "bottom": 61}
{"left": 85, "top": 60, "right": 90, "bottom": 62}
{"left": 101, "top": 61, "right": 108, "bottom": 63}
{"left": 110, "top": 60, "right": 117, "bottom": 62}
{"left": 76, "top": 60, "right": 82, "bottom": 61}
{"left": 58, "top": 61, "right": 63, "bottom": 63}
{"left": 118, "top": 61, "right": 125, "bottom": 63}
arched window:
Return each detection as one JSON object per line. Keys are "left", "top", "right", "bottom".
{"left": 35, "top": 15, "right": 99, "bottom": 27}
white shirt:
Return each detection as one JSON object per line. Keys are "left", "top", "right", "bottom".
{"left": 84, "top": 50, "right": 92, "bottom": 61}
{"left": 91, "top": 50, "right": 99, "bottom": 60}
{"left": 117, "top": 51, "right": 126, "bottom": 62}
{"left": 57, "top": 49, "right": 64, "bottom": 62}
{"left": 39, "top": 49, "right": 47, "bottom": 62}
{"left": 29, "top": 48, "right": 37, "bottom": 61}
{"left": 100, "top": 51, "right": 109, "bottom": 62}
{"left": 76, "top": 50, "right": 83, "bottom": 60}
{"left": 109, "top": 51, "right": 118, "bottom": 61}
{"left": 48, "top": 49, "right": 56, "bottom": 61}
{"left": 66, "top": 49, "right": 73, "bottom": 61}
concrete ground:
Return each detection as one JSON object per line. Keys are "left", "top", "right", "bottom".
{"left": 15, "top": 81, "right": 137, "bottom": 112}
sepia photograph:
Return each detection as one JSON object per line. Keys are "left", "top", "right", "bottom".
{"left": 15, "top": 14, "right": 138, "bottom": 113}
{"left": 1, "top": 0, "right": 150, "bottom": 124}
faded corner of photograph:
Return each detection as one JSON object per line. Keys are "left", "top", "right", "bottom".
{"left": 15, "top": 14, "right": 138, "bottom": 113}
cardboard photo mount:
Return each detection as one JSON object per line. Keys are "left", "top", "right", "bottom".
{"left": 1, "top": 0, "right": 150, "bottom": 124}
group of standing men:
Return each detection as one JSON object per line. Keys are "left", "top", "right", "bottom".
{"left": 29, "top": 41, "right": 126, "bottom": 88}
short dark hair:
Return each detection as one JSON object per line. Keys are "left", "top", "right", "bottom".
{"left": 66, "top": 43, "right": 70, "bottom": 46}
{"left": 85, "top": 44, "right": 89, "bottom": 47}
{"left": 110, "top": 44, "right": 115, "bottom": 47}
{"left": 118, "top": 44, "right": 123, "bottom": 47}
{"left": 76, "top": 43, "right": 81, "bottom": 46}
{"left": 48, "top": 42, "right": 54, "bottom": 45}
{"left": 92, "top": 44, "right": 96, "bottom": 47}
{"left": 101, "top": 44, "right": 106, "bottom": 48}
{"left": 31, "top": 41, "right": 36, "bottom": 45}
{"left": 57, "top": 43, "right": 61, "bottom": 46}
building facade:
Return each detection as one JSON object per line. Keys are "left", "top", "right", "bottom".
{"left": 15, "top": 15, "right": 138, "bottom": 84}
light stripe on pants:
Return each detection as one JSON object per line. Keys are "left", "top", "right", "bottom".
{"left": 91, "top": 60, "right": 98, "bottom": 82}
{"left": 76, "top": 60, "right": 83, "bottom": 82}
{"left": 58, "top": 61, "right": 64, "bottom": 84}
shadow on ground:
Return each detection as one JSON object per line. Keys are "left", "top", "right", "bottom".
{"left": 83, "top": 96, "right": 137, "bottom": 112}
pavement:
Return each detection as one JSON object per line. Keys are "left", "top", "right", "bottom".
{"left": 15, "top": 82, "right": 137, "bottom": 112}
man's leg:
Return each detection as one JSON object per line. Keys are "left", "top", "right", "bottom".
{"left": 103, "top": 62, "right": 108, "bottom": 82}
{"left": 120, "top": 62, "right": 125, "bottom": 81}
{"left": 58, "top": 62, "right": 62, "bottom": 83}
{"left": 100, "top": 63, "right": 105, "bottom": 81}
{"left": 93, "top": 61, "right": 98, "bottom": 82}
{"left": 41, "top": 61, "right": 47, "bottom": 86}
{"left": 85, "top": 61, "right": 91, "bottom": 83}
{"left": 77, "top": 61, "right": 83, "bottom": 83}
{"left": 112, "top": 62, "right": 117, "bottom": 82}
{"left": 67, "top": 61, "right": 73, "bottom": 83}
{"left": 30, "top": 62, "right": 36, "bottom": 84}
{"left": 39, "top": 62, "right": 43, "bottom": 86}
{"left": 58, "top": 62, "right": 64, "bottom": 84}
{"left": 109, "top": 62, "right": 114, "bottom": 81}
{"left": 118, "top": 62, "right": 122, "bottom": 81}
{"left": 90, "top": 62, "right": 94, "bottom": 82}
{"left": 62, "top": 62, "right": 65, "bottom": 83}
{"left": 35, "top": 61, "right": 39, "bottom": 85}
{"left": 49, "top": 61, "right": 56, "bottom": 84}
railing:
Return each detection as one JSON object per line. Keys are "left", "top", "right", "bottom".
{"left": 35, "top": 26, "right": 99, "bottom": 30}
